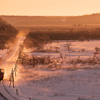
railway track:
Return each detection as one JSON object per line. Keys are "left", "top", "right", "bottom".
{"left": 0, "top": 92, "right": 8, "bottom": 100}
{"left": 0, "top": 81, "right": 15, "bottom": 100}
{"left": 0, "top": 36, "right": 25, "bottom": 100}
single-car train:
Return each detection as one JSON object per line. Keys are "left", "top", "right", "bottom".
{"left": 0, "top": 69, "right": 4, "bottom": 80}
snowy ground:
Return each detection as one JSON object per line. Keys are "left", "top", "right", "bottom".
{"left": 1, "top": 40, "right": 100, "bottom": 100}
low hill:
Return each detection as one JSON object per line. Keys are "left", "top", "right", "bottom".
{"left": 1, "top": 13, "right": 100, "bottom": 26}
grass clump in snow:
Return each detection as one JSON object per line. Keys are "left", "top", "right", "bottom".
{"left": 68, "top": 56, "right": 100, "bottom": 65}
{"left": 18, "top": 52, "right": 53, "bottom": 67}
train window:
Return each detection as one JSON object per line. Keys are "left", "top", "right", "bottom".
{"left": 0, "top": 69, "right": 4, "bottom": 73}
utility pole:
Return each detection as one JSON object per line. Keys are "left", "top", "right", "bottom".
{"left": 9, "top": 68, "right": 14, "bottom": 88}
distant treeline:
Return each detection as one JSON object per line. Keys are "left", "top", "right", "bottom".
{"left": 24, "top": 31, "right": 50, "bottom": 48}
{"left": 0, "top": 18, "right": 18, "bottom": 49}
{"left": 46, "top": 29, "right": 100, "bottom": 40}
{"left": 23, "top": 28, "right": 100, "bottom": 48}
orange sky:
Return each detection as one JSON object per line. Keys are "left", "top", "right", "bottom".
{"left": 0, "top": 0, "right": 100, "bottom": 16}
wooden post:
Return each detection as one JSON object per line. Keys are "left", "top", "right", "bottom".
{"left": 16, "top": 89, "right": 19, "bottom": 95}
{"left": 9, "top": 76, "right": 11, "bottom": 87}
{"left": 9, "top": 69, "right": 13, "bottom": 87}
{"left": 14, "top": 64, "right": 17, "bottom": 76}
{"left": 12, "top": 68, "right": 14, "bottom": 88}
{"left": 9, "top": 68, "right": 14, "bottom": 88}
{"left": 15, "top": 67, "right": 16, "bottom": 76}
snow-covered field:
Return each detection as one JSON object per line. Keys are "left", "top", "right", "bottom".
{"left": 1, "top": 40, "right": 100, "bottom": 100}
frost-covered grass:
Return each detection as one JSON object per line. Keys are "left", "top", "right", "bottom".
{"left": 3, "top": 40, "right": 100, "bottom": 100}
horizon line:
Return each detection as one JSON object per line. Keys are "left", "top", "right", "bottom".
{"left": 0, "top": 12, "right": 100, "bottom": 17}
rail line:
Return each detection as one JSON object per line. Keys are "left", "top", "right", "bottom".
{"left": 0, "top": 81, "right": 15, "bottom": 100}
{"left": 0, "top": 36, "right": 25, "bottom": 100}
{"left": 0, "top": 92, "right": 8, "bottom": 100}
